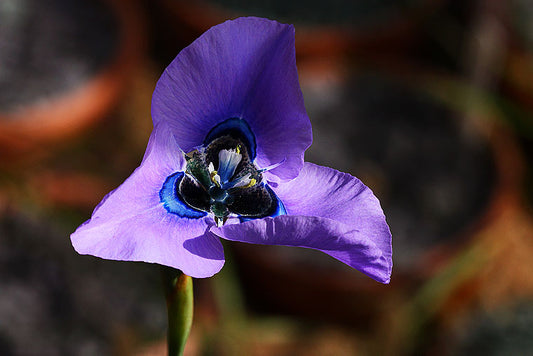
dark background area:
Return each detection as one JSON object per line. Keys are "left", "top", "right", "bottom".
{"left": 1, "top": 0, "right": 533, "bottom": 355}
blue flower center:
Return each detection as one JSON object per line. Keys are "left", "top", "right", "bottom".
{"left": 160, "top": 118, "right": 286, "bottom": 226}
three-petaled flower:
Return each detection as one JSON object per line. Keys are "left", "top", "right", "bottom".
{"left": 71, "top": 17, "right": 392, "bottom": 283}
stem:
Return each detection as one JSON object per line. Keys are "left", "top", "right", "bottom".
{"left": 161, "top": 266, "right": 193, "bottom": 356}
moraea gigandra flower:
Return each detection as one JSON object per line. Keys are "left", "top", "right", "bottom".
{"left": 71, "top": 17, "right": 392, "bottom": 283}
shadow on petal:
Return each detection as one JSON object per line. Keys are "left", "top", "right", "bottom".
{"left": 183, "top": 230, "right": 225, "bottom": 260}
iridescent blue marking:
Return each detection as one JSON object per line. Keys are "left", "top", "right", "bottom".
{"left": 160, "top": 172, "right": 207, "bottom": 218}
{"left": 204, "top": 118, "right": 257, "bottom": 159}
{"left": 266, "top": 185, "right": 287, "bottom": 217}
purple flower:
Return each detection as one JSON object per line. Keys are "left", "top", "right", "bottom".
{"left": 71, "top": 17, "right": 392, "bottom": 283}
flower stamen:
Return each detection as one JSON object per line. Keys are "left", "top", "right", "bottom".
{"left": 208, "top": 162, "right": 221, "bottom": 187}
{"left": 171, "top": 135, "right": 283, "bottom": 226}
{"left": 217, "top": 148, "right": 242, "bottom": 183}
{"left": 226, "top": 173, "right": 257, "bottom": 189}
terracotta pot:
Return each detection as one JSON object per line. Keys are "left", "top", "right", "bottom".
{"left": 503, "top": 49, "right": 533, "bottom": 113}
{"left": 229, "top": 63, "right": 524, "bottom": 331}
{"left": 158, "top": 0, "right": 446, "bottom": 59}
{"left": 497, "top": 1, "right": 533, "bottom": 121}
{"left": 0, "top": 206, "right": 167, "bottom": 355}
{"left": 0, "top": 0, "right": 145, "bottom": 162}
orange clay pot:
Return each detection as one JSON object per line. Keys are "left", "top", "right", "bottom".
{"left": 229, "top": 64, "right": 525, "bottom": 332}
{"left": 158, "top": 0, "right": 446, "bottom": 59}
{"left": 0, "top": 0, "right": 145, "bottom": 162}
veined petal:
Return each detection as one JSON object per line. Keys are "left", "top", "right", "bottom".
{"left": 275, "top": 163, "right": 392, "bottom": 261}
{"left": 70, "top": 123, "right": 225, "bottom": 278}
{"left": 212, "top": 163, "right": 392, "bottom": 283}
{"left": 73, "top": 209, "right": 224, "bottom": 278}
{"left": 151, "top": 17, "right": 312, "bottom": 181}
{"left": 214, "top": 215, "right": 390, "bottom": 283}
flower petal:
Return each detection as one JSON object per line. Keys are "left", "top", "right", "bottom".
{"left": 214, "top": 216, "right": 390, "bottom": 283}
{"left": 151, "top": 17, "right": 312, "bottom": 180}
{"left": 213, "top": 163, "right": 392, "bottom": 283}
{"left": 275, "top": 163, "right": 392, "bottom": 266}
{"left": 70, "top": 123, "right": 225, "bottom": 278}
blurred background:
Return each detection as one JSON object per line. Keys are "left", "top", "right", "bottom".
{"left": 1, "top": 0, "right": 533, "bottom": 355}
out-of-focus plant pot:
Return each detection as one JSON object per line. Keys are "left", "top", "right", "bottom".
{"left": 399, "top": 206, "right": 533, "bottom": 355}
{"left": 229, "top": 62, "right": 524, "bottom": 331}
{"left": 502, "top": 49, "right": 533, "bottom": 112}
{"left": 0, "top": 206, "right": 166, "bottom": 355}
{"left": 500, "top": 1, "right": 533, "bottom": 116}
{"left": 158, "top": 0, "right": 446, "bottom": 59}
{"left": 0, "top": 0, "right": 144, "bottom": 163}
{"left": 12, "top": 66, "right": 157, "bottom": 212}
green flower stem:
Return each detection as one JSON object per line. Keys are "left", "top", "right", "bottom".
{"left": 161, "top": 266, "right": 193, "bottom": 356}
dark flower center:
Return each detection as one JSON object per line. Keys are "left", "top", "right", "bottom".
{"left": 160, "top": 118, "right": 286, "bottom": 226}
{"left": 209, "top": 186, "right": 231, "bottom": 203}
{"left": 180, "top": 135, "right": 277, "bottom": 226}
